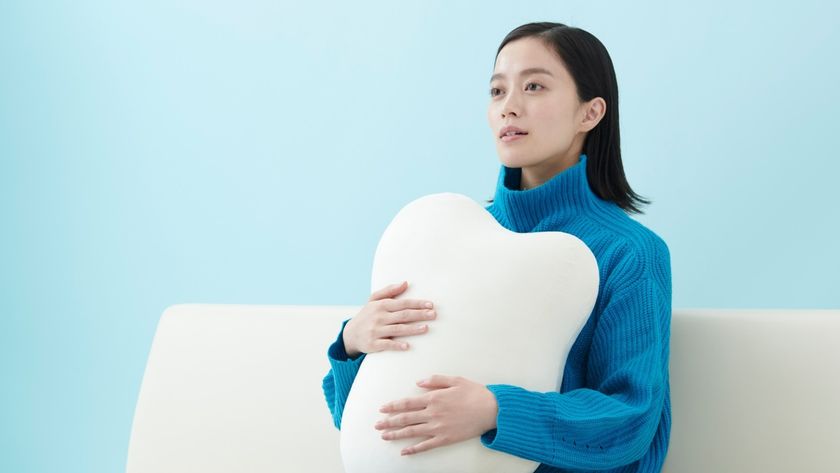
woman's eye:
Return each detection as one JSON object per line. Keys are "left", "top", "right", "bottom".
{"left": 489, "top": 83, "right": 543, "bottom": 97}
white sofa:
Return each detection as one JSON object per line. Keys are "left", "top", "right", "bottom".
{"left": 125, "top": 305, "right": 840, "bottom": 472}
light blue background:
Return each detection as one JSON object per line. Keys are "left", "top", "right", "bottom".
{"left": 2, "top": 1, "right": 838, "bottom": 471}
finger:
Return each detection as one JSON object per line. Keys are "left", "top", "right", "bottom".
{"left": 402, "top": 436, "right": 445, "bottom": 456}
{"left": 388, "top": 308, "right": 436, "bottom": 324}
{"left": 383, "top": 298, "right": 434, "bottom": 312}
{"left": 382, "top": 322, "right": 427, "bottom": 338}
{"left": 375, "top": 339, "right": 410, "bottom": 352}
{"left": 380, "top": 395, "right": 429, "bottom": 413}
{"left": 381, "top": 423, "right": 429, "bottom": 441}
{"left": 369, "top": 281, "right": 407, "bottom": 301}
{"left": 418, "top": 374, "right": 460, "bottom": 388}
{"left": 375, "top": 410, "right": 427, "bottom": 430}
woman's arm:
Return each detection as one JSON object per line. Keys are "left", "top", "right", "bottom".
{"left": 481, "top": 275, "right": 671, "bottom": 470}
{"left": 321, "top": 317, "right": 367, "bottom": 429}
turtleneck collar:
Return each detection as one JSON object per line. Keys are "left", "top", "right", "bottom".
{"left": 487, "top": 153, "right": 624, "bottom": 232}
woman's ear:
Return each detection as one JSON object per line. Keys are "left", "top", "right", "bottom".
{"left": 579, "top": 97, "right": 607, "bottom": 133}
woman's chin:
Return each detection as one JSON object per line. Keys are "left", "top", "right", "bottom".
{"left": 498, "top": 153, "right": 533, "bottom": 168}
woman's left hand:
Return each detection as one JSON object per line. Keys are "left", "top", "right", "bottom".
{"left": 374, "top": 374, "right": 499, "bottom": 456}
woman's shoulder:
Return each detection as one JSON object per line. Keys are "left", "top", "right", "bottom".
{"left": 582, "top": 211, "right": 671, "bottom": 294}
{"left": 614, "top": 214, "right": 670, "bottom": 265}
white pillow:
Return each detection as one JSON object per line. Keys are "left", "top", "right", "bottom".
{"left": 340, "top": 192, "right": 599, "bottom": 473}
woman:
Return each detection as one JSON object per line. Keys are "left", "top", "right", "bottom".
{"left": 322, "top": 22, "right": 672, "bottom": 473}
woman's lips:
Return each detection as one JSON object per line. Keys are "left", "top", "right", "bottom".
{"left": 501, "top": 133, "right": 528, "bottom": 142}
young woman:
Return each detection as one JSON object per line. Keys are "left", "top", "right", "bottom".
{"left": 323, "top": 22, "right": 672, "bottom": 473}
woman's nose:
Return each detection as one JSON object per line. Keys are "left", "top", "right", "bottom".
{"left": 500, "top": 92, "right": 521, "bottom": 118}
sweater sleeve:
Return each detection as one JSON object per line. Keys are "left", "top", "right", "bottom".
{"left": 479, "top": 275, "right": 670, "bottom": 470}
{"left": 321, "top": 317, "right": 367, "bottom": 430}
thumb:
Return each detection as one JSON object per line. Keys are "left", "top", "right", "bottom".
{"left": 417, "top": 375, "right": 458, "bottom": 389}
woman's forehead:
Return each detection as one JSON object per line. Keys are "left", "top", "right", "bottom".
{"left": 493, "top": 38, "right": 564, "bottom": 79}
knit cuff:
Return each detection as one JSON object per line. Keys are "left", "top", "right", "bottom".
{"left": 480, "top": 384, "right": 557, "bottom": 461}
{"left": 327, "top": 319, "right": 366, "bottom": 366}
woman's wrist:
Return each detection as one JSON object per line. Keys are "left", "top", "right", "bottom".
{"left": 342, "top": 329, "right": 361, "bottom": 358}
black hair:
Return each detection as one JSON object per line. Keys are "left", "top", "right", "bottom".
{"left": 486, "top": 22, "right": 650, "bottom": 214}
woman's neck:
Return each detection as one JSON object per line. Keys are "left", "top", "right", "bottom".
{"left": 518, "top": 150, "right": 582, "bottom": 191}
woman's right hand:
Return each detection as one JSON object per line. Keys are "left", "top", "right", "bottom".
{"left": 342, "top": 280, "right": 437, "bottom": 358}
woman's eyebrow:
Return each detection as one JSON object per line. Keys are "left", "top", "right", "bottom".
{"left": 490, "top": 67, "right": 554, "bottom": 84}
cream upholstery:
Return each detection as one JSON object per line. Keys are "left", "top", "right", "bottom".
{"left": 126, "top": 305, "right": 840, "bottom": 472}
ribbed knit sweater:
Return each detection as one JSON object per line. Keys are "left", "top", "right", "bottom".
{"left": 322, "top": 153, "right": 672, "bottom": 472}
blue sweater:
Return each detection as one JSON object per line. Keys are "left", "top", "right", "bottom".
{"left": 322, "top": 153, "right": 672, "bottom": 472}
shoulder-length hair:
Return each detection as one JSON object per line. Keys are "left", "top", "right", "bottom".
{"left": 487, "top": 22, "right": 650, "bottom": 215}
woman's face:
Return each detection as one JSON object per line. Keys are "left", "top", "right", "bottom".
{"left": 487, "top": 36, "right": 603, "bottom": 187}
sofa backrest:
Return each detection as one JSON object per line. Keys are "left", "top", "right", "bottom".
{"left": 666, "top": 308, "right": 839, "bottom": 471}
{"left": 125, "top": 305, "right": 840, "bottom": 472}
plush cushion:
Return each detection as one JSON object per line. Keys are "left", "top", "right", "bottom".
{"left": 339, "top": 192, "right": 600, "bottom": 473}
